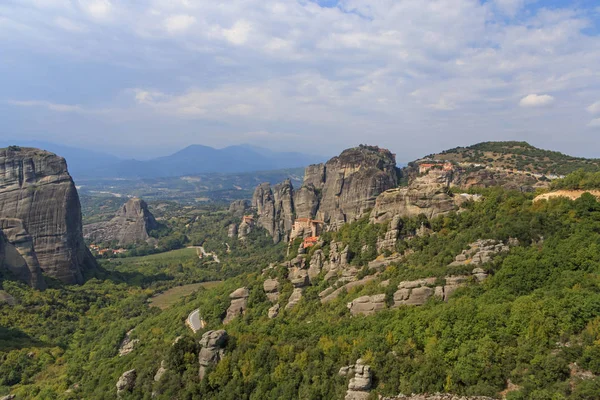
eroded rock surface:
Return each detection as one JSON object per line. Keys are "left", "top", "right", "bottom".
{"left": 345, "top": 359, "right": 372, "bottom": 400}
{"left": 118, "top": 330, "right": 139, "bottom": 356}
{"left": 252, "top": 180, "right": 295, "bottom": 243}
{"left": 370, "top": 170, "right": 456, "bottom": 224}
{"left": 285, "top": 288, "right": 303, "bottom": 309}
{"left": 116, "top": 369, "right": 136, "bottom": 396}
{"left": 198, "top": 330, "right": 228, "bottom": 380}
{"left": 348, "top": 294, "right": 386, "bottom": 316}
{"left": 0, "top": 225, "right": 45, "bottom": 289}
{"left": 0, "top": 147, "right": 96, "bottom": 286}
{"left": 263, "top": 278, "right": 280, "bottom": 302}
{"left": 449, "top": 239, "right": 509, "bottom": 267}
{"left": 223, "top": 287, "right": 249, "bottom": 324}
{"left": 84, "top": 198, "right": 158, "bottom": 246}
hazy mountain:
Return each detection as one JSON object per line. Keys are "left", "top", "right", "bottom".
{"left": 0, "top": 141, "right": 326, "bottom": 179}
{"left": 0, "top": 140, "right": 121, "bottom": 180}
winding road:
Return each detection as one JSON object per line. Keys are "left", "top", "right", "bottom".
{"left": 186, "top": 309, "right": 203, "bottom": 333}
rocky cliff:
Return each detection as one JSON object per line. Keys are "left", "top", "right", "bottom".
{"left": 304, "top": 145, "right": 398, "bottom": 227}
{"left": 251, "top": 180, "right": 295, "bottom": 243}
{"left": 0, "top": 147, "right": 96, "bottom": 286}
{"left": 245, "top": 145, "right": 398, "bottom": 243}
{"left": 84, "top": 198, "right": 158, "bottom": 246}
{"left": 370, "top": 170, "right": 457, "bottom": 224}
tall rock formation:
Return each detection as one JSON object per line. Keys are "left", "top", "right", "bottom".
{"left": 252, "top": 179, "right": 295, "bottom": 243}
{"left": 370, "top": 170, "right": 457, "bottom": 224}
{"left": 0, "top": 147, "right": 96, "bottom": 286}
{"left": 245, "top": 145, "right": 398, "bottom": 243}
{"left": 84, "top": 198, "right": 158, "bottom": 246}
{"left": 304, "top": 145, "right": 398, "bottom": 227}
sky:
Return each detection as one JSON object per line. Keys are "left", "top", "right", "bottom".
{"left": 1, "top": 0, "right": 600, "bottom": 161}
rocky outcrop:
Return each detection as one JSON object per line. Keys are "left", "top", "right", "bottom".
{"left": 118, "top": 330, "right": 139, "bottom": 356}
{"left": 263, "top": 278, "right": 279, "bottom": 302}
{"left": 448, "top": 239, "right": 509, "bottom": 267}
{"left": 453, "top": 168, "right": 544, "bottom": 193}
{"left": 228, "top": 199, "right": 249, "bottom": 217}
{"left": 285, "top": 288, "right": 303, "bottom": 309}
{"left": 223, "top": 287, "right": 249, "bottom": 324}
{"left": 198, "top": 330, "right": 228, "bottom": 380}
{"left": 227, "top": 223, "right": 238, "bottom": 238}
{"left": 0, "top": 225, "right": 45, "bottom": 289}
{"left": 347, "top": 294, "right": 386, "bottom": 316}
{"left": 241, "top": 146, "right": 398, "bottom": 243}
{"left": 344, "top": 359, "right": 372, "bottom": 400}
{"left": 0, "top": 147, "right": 96, "bottom": 286}
{"left": 305, "top": 146, "right": 398, "bottom": 228}
{"left": 252, "top": 180, "right": 295, "bottom": 243}
{"left": 84, "top": 198, "right": 158, "bottom": 246}
{"left": 376, "top": 215, "right": 402, "bottom": 253}
{"left": 268, "top": 303, "right": 280, "bottom": 319}
{"left": 116, "top": 369, "right": 136, "bottom": 396}
{"left": 370, "top": 170, "right": 456, "bottom": 224}
{"left": 154, "top": 360, "right": 167, "bottom": 382}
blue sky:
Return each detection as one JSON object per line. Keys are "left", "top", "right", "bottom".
{"left": 1, "top": 0, "right": 600, "bottom": 161}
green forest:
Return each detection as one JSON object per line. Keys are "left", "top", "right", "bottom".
{"left": 2, "top": 175, "right": 600, "bottom": 399}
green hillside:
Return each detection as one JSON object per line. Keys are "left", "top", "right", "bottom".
{"left": 430, "top": 141, "right": 600, "bottom": 175}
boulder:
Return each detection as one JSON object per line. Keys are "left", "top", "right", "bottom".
{"left": 348, "top": 294, "right": 387, "bottom": 316}
{"left": 154, "top": 360, "right": 167, "bottom": 382}
{"left": 345, "top": 359, "right": 372, "bottom": 400}
{"left": 0, "top": 147, "right": 97, "bottom": 286}
{"left": 198, "top": 330, "right": 228, "bottom": 380}
{"left": 223, "top": 288, "right": 249, "bottom": 324}
{"left": 116, "top": 369, "right": 136, "bottom": 396}
{"left": 268, "top": 303, "right": 280, "bottom": 319}
{"left": 263, "top": 278, "right": 279, "bottom": 301}
{"left": 285, "top": 288, "right": 303, "bottom": 309}
{"left": 118, "top": 330, "right": 139, "bottom": 356}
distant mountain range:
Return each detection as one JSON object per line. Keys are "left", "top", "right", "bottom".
{"left": 0, "top": 141, "right": 326, "bottom": 180}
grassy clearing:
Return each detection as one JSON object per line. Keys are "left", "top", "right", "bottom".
{"left": 124, "top": 247, "right": 198, "bottom": 264}
{"left": 149, "top": 281, "right": 222, "bottom": 310}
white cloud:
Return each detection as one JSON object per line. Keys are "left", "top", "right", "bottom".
{"left": 588, "top": 118, "right": 600, "bottom": 128}
{"left": 54, "top": 17, "right": 87, "bottom": 33}
{"left": 222, "top": 20, "right": 252, "bottom": 45}
{"left": 164, "top": 14, "right": 196, "bottom": 34}
{"left": 8, "top": 100, "right": 84, "bottom": 113}
{"left": 80, "top": 0, "right": 112, "bottom": 19}
{"left": 519, "top": 94, "right": 555, "bottom": 108}
{"left": 587, "top": 101, "right": 600, "bottom": 115}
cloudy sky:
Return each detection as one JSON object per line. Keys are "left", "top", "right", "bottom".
{"left": 1, "top": 0, "right": 600, "bottom": 161}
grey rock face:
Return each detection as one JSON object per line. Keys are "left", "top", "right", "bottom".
{"left": 84, "top": 198, "right": 158, "bottom": 246}
{"left": 118, "top": 330, "right": 139, "bottom": 356}
{"left": 228, "top": 199, "right": 250, "bottom": 217}
{"left": 0, "top": 147, "right": 96, "bottom": 286}
{"left": 370, "top": 170, "right": 456, "bottom": 224}
{"left": 285, "top": 288, "right": 303, "bottom": 309}
{"left": 308, "top": 146, "right": 398, "bottom": 227}
{"left": 345, "top": 359, "right": 372, "bottom": 400}
{"left": 154, "top": 360, "right": 167, "bottom": 382}
{"left": 246, "top": 146, "right": 397, "bottom": 243}
{"left": 252, "top": 180, "right": 295, "bottom": 243}
{"left": 263, "top": 278, "right": 279, "bottom": 302}
{"left": 0, "top": 223, "right": 45, "bottom": 289}
{"left": 448, "top": 239, "right": 509, "bottom": 267}
{"left": 268, "top": 303, "right": 280, "bottom": 319}
{"left": 348, "top": 294, "right": 387, "bottom": 316}
{"left": 227, "top": 223, "right": 238, "bottom": 238}
{"left": 116, "top": 369, "right": 136, "bottom": 396}
{"left": 199, "top": 330, "right": 228, "bottom": 380}
{"left": 223, "top": 287, "right": 249, "bottom": 324}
